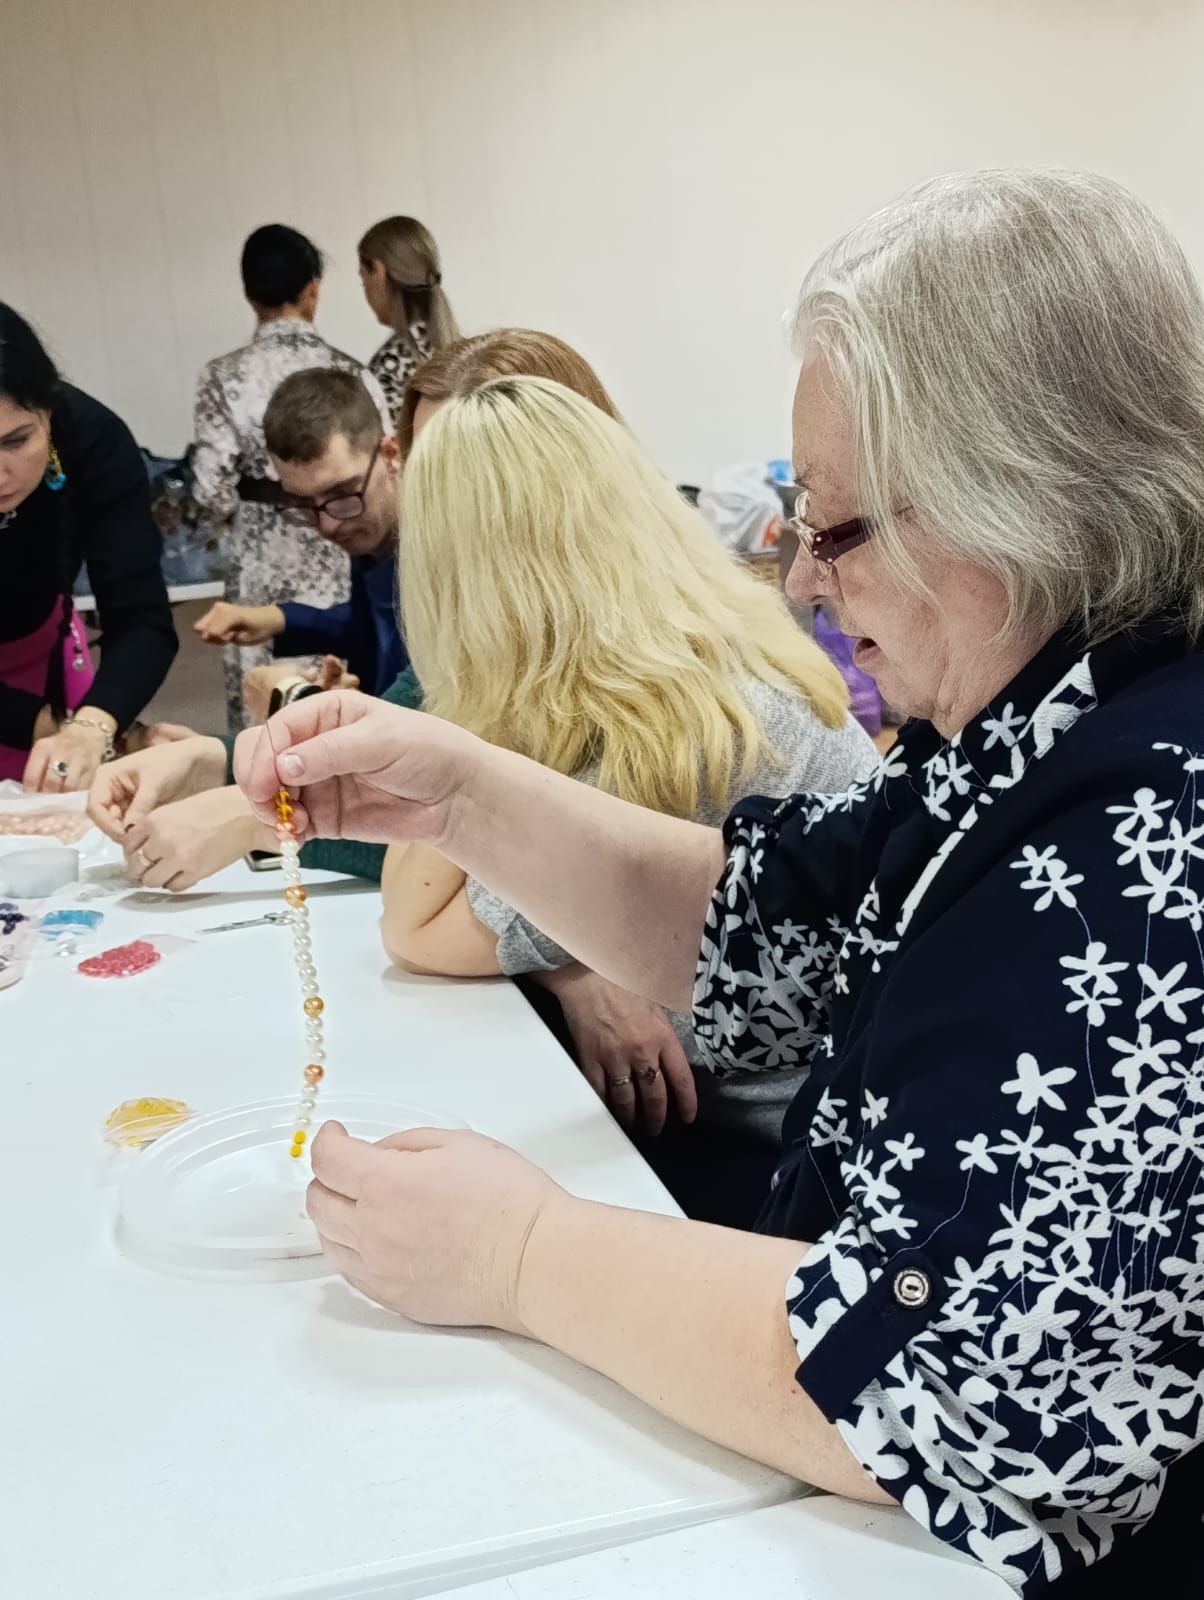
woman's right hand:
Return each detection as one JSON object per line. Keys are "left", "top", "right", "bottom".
{"left": 87, "top": 735, "right": 230, "bottom": 842}
{"left": 234, "top": 692, "right": 480, "bottom": 848}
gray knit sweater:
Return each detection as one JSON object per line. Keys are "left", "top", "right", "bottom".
{"left": 466, "top": 679, "right": 880, "bottom": 1145}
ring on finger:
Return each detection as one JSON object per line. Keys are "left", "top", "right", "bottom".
{"left": 131, "top": 848, "right": 154, "bottom": 875}
{"left": 635, "top": 1065, "right": 661, "bottom": 1085}
{"left": 50, "top": 759, "right": 70, "bottom": 779}
{"left": 607, "top": 1074, "right": 632, "bottom": 1089}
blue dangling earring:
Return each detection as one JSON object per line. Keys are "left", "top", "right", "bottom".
{"left": 44, "top": 440, "right": 66, "bottom": 492}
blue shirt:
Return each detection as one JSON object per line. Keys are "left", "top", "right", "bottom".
{"left": 694, "top": 619, "right": 1204, "bottom": 1597}
{"left": 275, "top": 552, "right": 406, "bottom": 695}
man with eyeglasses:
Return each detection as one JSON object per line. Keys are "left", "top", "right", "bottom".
{"left": 194, "top": 369, "right": 406, "bottom": 707}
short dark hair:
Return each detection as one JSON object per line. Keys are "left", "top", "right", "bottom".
{"left": 240, "top": 224, "right": 323, "bottom": 309}
{"left": 263, "top": 369, "right": 383, "bottom": 464}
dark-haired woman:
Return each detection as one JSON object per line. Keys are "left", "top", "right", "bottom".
{"left": 193, "top": 224, "right": 387, "bottom": 730}
{"left": 0, "top": 305, "right": 176, "bottom": 791}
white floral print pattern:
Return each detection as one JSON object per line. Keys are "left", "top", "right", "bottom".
{"left": 693, "top": 624, "right": 1204, "bottom": 1594}
{"left": 193, "top": 320, "right": 389, "bottom": 730}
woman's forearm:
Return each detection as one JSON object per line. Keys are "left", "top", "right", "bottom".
{"left": 516, "top": 1196, "right": 889, "bottom": 1502}
{"left": 444, "top": 748, "right": 725, "bottom": 1011}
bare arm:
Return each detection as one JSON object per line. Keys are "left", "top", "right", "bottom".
{"left": 517, "top": 1194, "right": 891, "bottom": 1501}
{"left": 379, "top": 843, "right": 501, "bottom": 977}
{"left": 236, "top": 697, "right": 725, "bottom": 1012}
{"left": 306, "top": 1122, "right": 889, "bottom": 1504}
{"left": 445, "top": 750, "right": 724, "bottom": 1011}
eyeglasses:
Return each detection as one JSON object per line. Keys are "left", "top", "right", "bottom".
{"left": 788, "top": 488, "right": 874, "bottom": 571}
{"left": 288, "top": 439, "right": 381, "bottom": 524}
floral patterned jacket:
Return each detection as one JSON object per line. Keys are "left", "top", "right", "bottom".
{"left": 694, "top": 618, "right": 1204, "bottom": 1595}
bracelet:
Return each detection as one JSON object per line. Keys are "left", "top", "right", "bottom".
{"left": 267, "top": 679, "right": 322, "bottom": 717}
{"left": 65, "top": 713, "right": 118, "bottom": 763}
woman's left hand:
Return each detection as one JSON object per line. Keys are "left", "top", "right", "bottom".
{"left": 307, "top": 1122, "right": 564, "bottom": 1331}
{"left": 23, "top": 715, "right": 110, "bottom": 793}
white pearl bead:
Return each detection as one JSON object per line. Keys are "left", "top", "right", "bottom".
{"left": 302, "top": 982, "right": 319, "bottom": 999}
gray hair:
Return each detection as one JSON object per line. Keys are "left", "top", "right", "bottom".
{"left": 792, "top": 169, "right": 1204, "bottom": 643}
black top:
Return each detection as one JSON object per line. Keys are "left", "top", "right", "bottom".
{"left": 694, "top": 617, "right": 1204, "bottom": 1594}
{"left": 0, "top": 384, "right": 178, "bottom": 748}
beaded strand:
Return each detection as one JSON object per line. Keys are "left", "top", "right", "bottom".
{"left": 275, "top": 788, "right": 325, "bottom": 1157}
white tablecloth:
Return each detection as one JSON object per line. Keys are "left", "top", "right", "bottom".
{"left": 1, "top": 854, "right": 793, "bottom": 1599}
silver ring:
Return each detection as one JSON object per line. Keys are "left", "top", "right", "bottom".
{"left": 607, "top": 1074, "right": 632, "bottom": 1089}
{"left": 131, "top": 848, "right": 153, "bottom": 875}
{"left": 50, "top": 759, "right": 70, "bottom": 778}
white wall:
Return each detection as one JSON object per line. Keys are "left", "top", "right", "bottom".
{"left": 3, "top": 0, "right": 1204, "bottom": 482}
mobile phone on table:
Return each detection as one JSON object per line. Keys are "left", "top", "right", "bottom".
{"left": 244, "top": 850, "right": 283, "bottom": 872}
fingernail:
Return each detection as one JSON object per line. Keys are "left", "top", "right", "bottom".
{"left": 279, "top": 754, "right": 303, "bottom": 780}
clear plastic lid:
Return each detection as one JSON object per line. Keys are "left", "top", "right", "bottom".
{"left": 116, "top": 1094, "right": 467, "bottom": 1281}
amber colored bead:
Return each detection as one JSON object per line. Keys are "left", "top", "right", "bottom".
{"left": 276, "top": 818, "right": 298, "bottom": 839}
{"left": 284, "top": 885, "right": 307, "bottom": 908}
{"left": 303, "top": 995, "right": 324, "bottom": 1018}
{"left": 304, "top": 1064, "right": 324, "bottom": 1086}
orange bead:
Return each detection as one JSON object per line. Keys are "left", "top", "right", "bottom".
{"left": 304, "top": 1064, "right": 324, "bottom": 1086}
{"left": 304, "top": 996, "right": 324, "bottom": 1018}
{"left": 276, "top": 818, "right": 297, "bottom": 839}
{"left": 284, "top": 885, "right": 307, "bottom": 907}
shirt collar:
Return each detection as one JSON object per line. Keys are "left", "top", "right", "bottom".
{"left": 253, "top": 317, "right": 319, "bottom": 343}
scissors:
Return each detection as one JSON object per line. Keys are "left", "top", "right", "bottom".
{"left": 200, "top": 911, "right": 292, "bottom": 934}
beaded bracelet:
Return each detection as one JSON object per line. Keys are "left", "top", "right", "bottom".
{"left": 274, "top": 786, "right": 325, "bottom": 1157}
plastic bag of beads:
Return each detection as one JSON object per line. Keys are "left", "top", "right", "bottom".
{"left": 0, "top": 900, "right": 39, "bottom": 991}
{"left": 104, "top": 1097, "right": 194, "bottom": 1149}
{"left": 78, "top": 933, "right": 194, "bottom": 979}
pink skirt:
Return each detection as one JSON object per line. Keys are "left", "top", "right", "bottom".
{"left": 0, "top": 605, "right": 95, "bottom": 781}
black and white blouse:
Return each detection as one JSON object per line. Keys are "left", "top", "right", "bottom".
{"left": 693, "top": 619, "right": 1204, "bottom": 1595}
{"left": 368, "top": 322, "right": 433, "bottom": 426}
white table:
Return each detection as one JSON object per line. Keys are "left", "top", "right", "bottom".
{"left": 0, "top": 855, "right": 794, "bottom": 1600}
{"left": 443, "top": 1498, "right": 1010, "bottom": 1599}
{"left": 74, "top": 578, "right": 225, "bottom": 614}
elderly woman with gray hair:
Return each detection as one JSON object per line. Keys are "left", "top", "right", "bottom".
{"left": 238, "top": 170, "right": 1204, "bottom": 1596}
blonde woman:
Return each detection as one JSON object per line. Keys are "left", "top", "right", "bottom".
{"left": 358, "top": 217, "right": 459, "bottom": 423}
{"left": 382, "top": 375, "right": 878, "bottom": 1222}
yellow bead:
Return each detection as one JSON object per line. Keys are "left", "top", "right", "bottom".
{"left": 292, "top": 1130, "right": 307, "bottom": 1147}
{"left": 303, "top": 995, "right": 324, "bottom": 1018}
{"left": 288, "top": 1145, "right": 303, "bottom": 1159}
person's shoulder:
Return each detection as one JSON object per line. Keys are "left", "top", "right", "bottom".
{"left": 741, "top": 675, "right": 881, "bottom": 791}
{"left": 369, "top": 334, "right": 404, "bottom": 370}
{"left": 55, "top": 384, "right": 141, "bottom": 476}
{"left": 197, "top": 341, "right": 251, "bottom": 388}
{"left": 1044, "top": 642, "right": 1203, "bottom": 786}
{"left": 309, "top": 334, "right": 368, "bottom": 375}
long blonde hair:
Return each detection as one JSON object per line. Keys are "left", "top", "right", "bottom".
{"left": 401, "top": 376, "right": 849, "bottom": 816}
{"left": 358, "top": 216, "right": 459, "bottom": 359}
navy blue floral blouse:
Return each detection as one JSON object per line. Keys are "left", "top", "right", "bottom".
{"left": 693, "top": 620, "right": 1204, "bottom": 1596}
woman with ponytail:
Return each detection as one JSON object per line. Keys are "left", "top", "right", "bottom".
{"left": 358, "top": 216, "right": 460, "bottom": 423}
{"left": 0, "top": 305, "right": 177, "bottom": 791}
